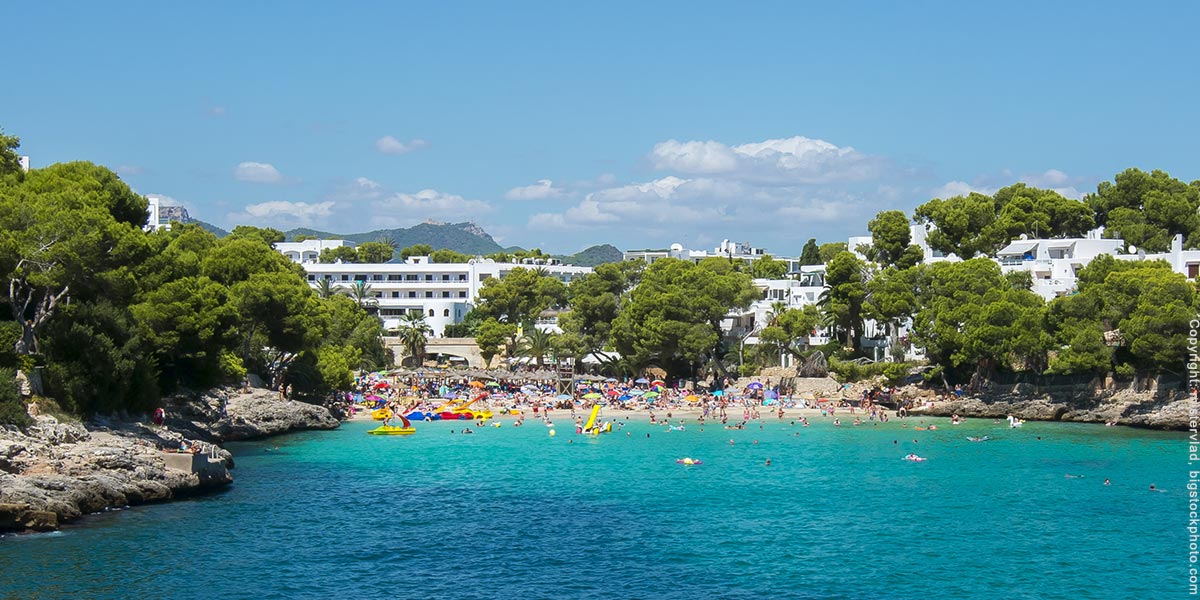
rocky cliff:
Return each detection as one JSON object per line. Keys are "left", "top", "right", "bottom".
{"left": 0, "top": 387, "right": 340, "bottom": 534}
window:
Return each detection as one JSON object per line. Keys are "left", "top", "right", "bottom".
{"left": 408, "top": 291, "right": 417, "bottom": 298}
{"left": 428, "top": 309, "right": 435, "bottom": 317}
{"left": 425, "top": 291, "right": 433, "bottom": 298}
{"left": 388, "top": 274, "right": 402, "bottom": 281}
{"left": 458, "top": 274, "right": 467, "bottom": 281}
{"left": 307, "top": 275, "right": 315, "bottom": 281}
{"left": 442, "top": 274, "right": 450, "bottom": 281}
{"left": 1189, "top": 264, "right": 1199, "bottom": 279}
{"left": 405, "top": 274, "right": 418, "bottom": 281}
{"left": 442, "top": 291, "right": 450, "bottom": 298}
{"left": 443, "top": 309, "right": 450, "bottom": 317}
{"left": 458, "top": 291, "right": 467, "bottom": 298}
{"left": 479, "top": 274, "right": 491, "bottom": 282}
{"left": 340, "top": 275, "right": 349, "bottom": 281}
{"left": 354, "top": 274, "right": 367, "bottom": 281}
{"left": 425, "top": 274, "right": 433, "bottom": 281}
{"left": 372, "top": 274, "right": 383, "bottom": 281}
{"left": 391, "top": 292, "right": 400, "bottom": 298}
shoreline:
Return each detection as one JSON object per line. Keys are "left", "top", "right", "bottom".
{"left": 0, "top": 387, "right": 340, "bottom": 535}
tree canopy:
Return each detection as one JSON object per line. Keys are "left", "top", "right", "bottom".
{"left": 1087, "top": 168, "right": 1200, "bottom": 252}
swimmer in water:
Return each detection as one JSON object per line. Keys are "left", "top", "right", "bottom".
{"left": 1065, "top": 474, "right": 1082, "bottom": 479}
{"left": 765, "top": 458, "right": 771, "bottom": 466}
{"left": 1104, "top": 478, "right": 1111, "bottom": 485}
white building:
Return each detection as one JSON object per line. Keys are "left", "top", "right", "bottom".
{"left": 277, "top": 239, "right": 357, "bottom": 264}
{"left": 625, "top": 239, "right": 812, "bottom": 275}
{"left": 299, "top": 256, "right": 592, "bottom": 335}
{"left": 996, "top": 232, "right": 1124, "bottom": 300}
{"left": 18, "top": 156, "right": 29, "bottom": 172}
{"left": 1122, "top": 234, "right": 1200, "bottom": 280}
{"left": 850, "top": 224, "right": 957, "bottom": 264}
{"left": 144, "top": 196, "right": 170, "bottom": 232}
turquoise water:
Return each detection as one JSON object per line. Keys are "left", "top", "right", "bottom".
{"left": 0, "top": 416, "right": 1182, "bottom": 599}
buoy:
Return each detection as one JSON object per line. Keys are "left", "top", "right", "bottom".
{"left": 549, "top": 429, "right": 556, "bottom": 437}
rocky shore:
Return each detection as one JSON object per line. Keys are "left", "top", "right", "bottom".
{"left": 0, "top": 387, "right": 339, "bottom": 534}
{"left": 908, "top": 387, "right": 1192, "bottom": 430}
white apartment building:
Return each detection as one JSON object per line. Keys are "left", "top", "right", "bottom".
{"left": 625, "top": 239, "right": 813, "bottom": 275}
{"left": 277, "top": 239, "right": 357, "bottom": 264}
{"left": 996, "top": 233, "right": 1124, "bottom": 300}
{"left": 299, "top": 256, "right": 592, "bottom": 335}
{"left": 18, "top": 156, "right": 29, "bottom": 172}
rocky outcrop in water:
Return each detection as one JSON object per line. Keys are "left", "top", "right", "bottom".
{"left": 162, "top": 387, "right": 340, "bottom": 442}
{"left": 908, "top": 383, "right": 1192, "bottom": 431}
{"left": 0, "top": 387, "right": 340, "bottom": 534}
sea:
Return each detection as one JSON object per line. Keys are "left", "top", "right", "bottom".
{"left": 0, "top": 415, "right": 1182, "bottom": 599}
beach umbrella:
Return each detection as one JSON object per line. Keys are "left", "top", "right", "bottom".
{"left": 618, "top": 394, "right": 632, "bottom": 402}
{"left": 635, "top": 378, "right": 649, "bottom": 384}
{"left": 373, "top": 382, "right": 390, "bottom": 389}
{"left": 644, "top": 391, "right": 659, "bottom": 398}
{"left": 556, "top": 394, "right": 572, "bottom": 400}
{"left": 485, "top": 381, "right": 500, "bottom": 387}
{"left": 629, "top": 389, "right": 645, "bottom": 396}
{"left": 469, "top": 381, "right": 486, "bottom": 388}
{"left": 765, "top": 390, "right": 778, "bottom": 399}
{"left": 605, "top": 377, "right": 618, "bottom": 382}
{"left": 583, "top": 392, "right": 602, "bottom": 399}
{"left": 685, "top": 395, "right": 700, "bottom": 403}
{"left": 747, "top": 382, "right": 764, "bottom": 390}
{"left": 651, "top": 380, "right": 665, "bottom": 386}
{"left": 712, "top": 390, "right": 725, "bottom": 397}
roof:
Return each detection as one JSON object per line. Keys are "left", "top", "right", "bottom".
{"left": 997, "top": 241, "right": 1038, "bottom": 256}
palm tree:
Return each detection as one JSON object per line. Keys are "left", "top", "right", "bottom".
{"left": 315, "top": 278, "right": 339, "bottom": 299}
{"left": 397, "top": 312, "right": 433, "bottom": 367}
{"left": 516, "top": 327, "right": 555, "bottom": 368}
{"left": 345, "top": 280, "right": 378, "bottom": 311}
{"left": 766, "top": 301, "right": 789, "bottom": 327}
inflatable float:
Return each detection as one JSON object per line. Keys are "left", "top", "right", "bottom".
{"left": 902, "top": 454, "right": 926, "bottom": 462}
{"left": 368, "top": 415, "right": 415, "bottom": 435}
{"left": 676, "top": 457, "right": 702, "bottom": 465}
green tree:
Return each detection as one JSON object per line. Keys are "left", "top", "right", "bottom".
{"left": 817, "top": 242, "right": 847, "bottom": 264}
{"left": 475, "top": 318, "right": 517, "bottom": 367}
{"left": 911, "top": 258, "right": 1048, "bottom": 380}
{"left": 1087, "top": 168, "right": 1200, "bottom": 251}
{"left": 396, "top": 312, "right": 432, "bottom": 367}
{"left": 399, "top": 244, "right": 434, "bottom": 260}
{"left": 314, "top": 278, "right": 339, "bottom": 299}
{"left": 430, "top": 248, "right": 471, "bottom": 263}
{"left": 230, "top": 225, "right": 285, "bottom": 246}
{"left": 866, "top": 210, "right": 915, "bottom": 268}
{"left": 475, "top": 267, "right": 567, "bottom": 325}
{"left": 131, "top": 275, "right": 236, "bottom": 390}
{"left": 819, "top": 252, "right": 868, "bottom": 350}
{"left": 611, "top": 257, "right": 756, "bottom": 377}
{"left": 556, "top": 261, "right": 642, "bottom": 366}
{"left": 798, "top": 238, "right": 822, "bottom": 266}
{"left": 865, "top": 265, "right": 924, "bottom": 344}
{"left": 229, "top": 271, "right": 326, "bottom": 387}
{"left": 750, "top": 254, "right": 788, "bottom": 279}
{"left": 356, "top": 241, "right": 395, "bottom": 263}
{"left": 344, "top": 280, "right": 377, "bottom": 312}
{"left": 0, "top": 162, "right": 149, "bottom": 355}
{"left": 516, "top": 327, "right": 555, "bottom": 368}
{"left": 0, "top": 127, "right": 22, "bottom": 179}
{"left": 318, "top": 246, "right": 360, "bottom": 264}
{"left": 758, "top": 304, "right": 822, "bottom": 362}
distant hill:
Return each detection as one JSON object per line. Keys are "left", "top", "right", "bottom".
{"left": 187, "top": 219, "right": 230, "bottom": 238}
{"left": 557, "top": 244, "right": 623, "bottom": 267}
{"left": 286, "top": 221, "right": 506, "bottom": 258}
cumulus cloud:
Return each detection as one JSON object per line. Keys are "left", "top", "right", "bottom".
{"left": 930, "top": 181, "right": 998, "bottom": 199}
{"left": 1020, "top": 169, "right": 1086, "bottom": 199}
{"left": 233, "top": 162, "right": 285, "bottom": 184}
{"left": 226, "top": 200, "right": 336, "bottom": 228}
{"left": 370, "top": 189, "right": 491, "bottom": 227}
{"left": 504, "top": 179, "right": 565, "bottom": 201}
{"left": 375, "top": 135, "right": 429, "bottom": 155}
{"left": 649, "top": 136, "right": 888, "bottom": 183}
{"left": 145, "top": 193, "right": 184, "bottom": 207}
{"left": 529, "top": 175, "right": 859, "bottom": 233}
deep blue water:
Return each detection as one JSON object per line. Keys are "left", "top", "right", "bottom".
{"left": 0, "top": 416, "right": 1183, "bottom": 599}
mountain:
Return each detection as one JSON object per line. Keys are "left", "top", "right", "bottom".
{"left": 285, "top": 221, "right": 506, "bottom": 257}
{"left": 188, "top": 219, "right": 230, "bottom": 238}
{"left": 557, "top": 244, "right": 624, "bottom": 267}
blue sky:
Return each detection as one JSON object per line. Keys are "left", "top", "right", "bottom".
{"left": 5, "top": 1, "right": 1198, "bottom": 255}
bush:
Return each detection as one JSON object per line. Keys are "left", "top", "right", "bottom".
{"left": 218, "top": 351, "right": 248, "bottom": 382}
{"left": 0, "top": 368, "right": 31, "bottom": 427}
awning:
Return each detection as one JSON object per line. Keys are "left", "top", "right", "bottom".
{"left": 997, "top": 241, "right": 1038, "bottom": 256}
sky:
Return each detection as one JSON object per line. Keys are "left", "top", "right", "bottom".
{"left": 4, "top": 1, "right": 1198, "bottom": 255}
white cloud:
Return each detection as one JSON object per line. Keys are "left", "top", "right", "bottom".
{"left": 1020, "top": 169, "right": 1086, "bottom": 199}
{"left": 375, "top": 135, "right": 429, "bottom": 155}
{"left": 146, "top": 193, "right": 184, "bottom": 207}
{"left": 504, "top": 179, "right": 565, "bottom": 201}
{"left": 369, "top": 189, "right": 491, "bottom": 227}
{"left": 930, "top": 180, "right": 998, "bottom": 199}
{"left": 233, "top": 162, "right": 284, "bottom": 184}
{"left": 529, "top": 175, "right": 861, "bottom": 233}
{"left": 115, "top": 165, "right": 144, "bottom": 176}
{"left": 649, "top": 135, "right": 887, "bottom": 183}
{"left": 227, "top": 200, "right": 336, "bottom": 228}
